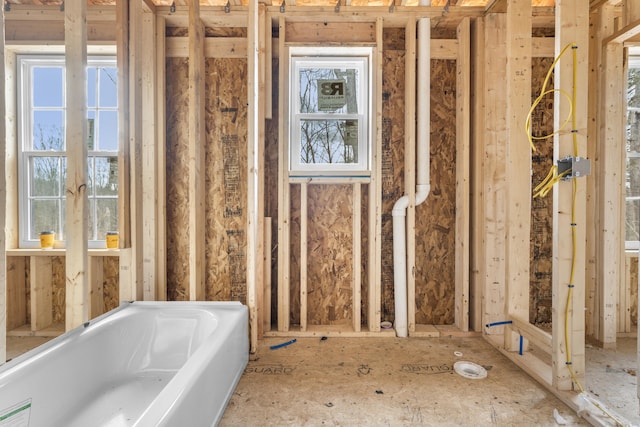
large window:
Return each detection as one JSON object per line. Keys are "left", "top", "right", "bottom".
{"left": 18, "top": 55, "right": 119, "bottom": 248}
{"left": 289, "top": 47, "right": 371, "bottom": 176}
{"left": 627, "top": 55, "right": 640, "bottom": 250}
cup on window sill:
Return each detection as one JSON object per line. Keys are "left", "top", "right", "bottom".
{"left": 39, "top": 231, "right": 55, "bottom": 249}
{"left": 106, "top": 231, "right": 119, "bottom": 249}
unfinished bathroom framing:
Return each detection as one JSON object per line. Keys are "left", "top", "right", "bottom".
{"left": 0, "top": 0, "right": 638, "bottom": 425}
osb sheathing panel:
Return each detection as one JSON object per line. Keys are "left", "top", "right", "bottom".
{"left": 265, "top": 59, "right": 279, "bottom": 326}
{"left": 103, "top": 257, "right": 120, "bottom": 313}
{"left": 204, "top": 58, "right": 248, "bottom": 304}
{"left": 631, "top": 257, "right": 638, "bottom": 326}
{"left": 21, "top": 255, "right": 119, "bottom": 325}
{"left": 529, "top": 57, "right": 555, "bottom": 325}
{"left": 166, "top": 57, "right": 249, "bottom": 303}
{"left": 166, "top": 27, "right": 247, "bottom": 37}
{"left": 52, "top": 256, "right": 65, "bottom": 324}
{"left": 381, "top": 33, "right": 405, "bottom": 323}
{"left": 290, "top": 184, "right": 301, "bottom": 326}
{"left": 360, "top": 184, "right": 369, "bottom": 326}
{"left": 306, "top": 184, "right": 354, "bottom": 326}
{"left": 289, "top": 185, "right": 368, "bottom": 327}
{"left": 414, "top": 59, "right": 457, "bottom": 326}
{"left": 165, "top": 58, "right": 191, "bottom": 301}
{"left": 266, "top": 29, "right": 458, "bottom": 327}
{"left": 25, "top": 257, "right": 31, "bottom": 323}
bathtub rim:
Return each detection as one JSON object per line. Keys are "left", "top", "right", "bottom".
{"left": 0, "top": 301, "right": 246, "bottom": 371}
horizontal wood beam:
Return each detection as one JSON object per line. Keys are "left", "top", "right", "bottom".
{"left": 166, "top": 37, "right": 247, "bottom": 57}
{"left": 3, "top": 5, "right": 115, "bottom": 21}
{"left": 532, "top": 36, "right": 554, "bottom": 57}
{"left": 5, "top": 20, "right": 116, "bottom": 42}
{"left": 603, "top": 16, "right": 640, "bottom": 44}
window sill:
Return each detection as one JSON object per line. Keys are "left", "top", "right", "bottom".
{"left": 289, "top": 176, "right": 371, "bottom": 184}
{"left": 6, "top": 248, "right": 121, "bottom": 257}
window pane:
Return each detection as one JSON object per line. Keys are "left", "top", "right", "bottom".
{"left": 629, "top": 69, "right": 640, "bottom": 109}
{"left": 627, "top": 110, "right": 640, "bottom": 152}
{"left": 95, "top": 198, "right": 118, "bottom": 239}
{"left": 626, "top": 199, "right": 640, "bottom": 242}
{"left": 87, "top": 67, "right": 97, "bottom": 108}
{"left": 33, "top": 111, "right": 64, "bottom": 150}
{"left": 31, "top": 157, "right": 63, "bottom": 197}
{"left": 94, "top": 157, "right": 118, "bottom": 196}
{"left": 88, "top": 198, "right": 96, "bottom": 240}
{"left": 33, "top": 67, "right": 63, "bottom": 107}
{"left": 627, "top": 157, "right": 640, "bottom": 198}
{"left": 299, "top": 67, "right": 359, "bottom": 114}
{"left": 300, "top": 119, "right": 359, "bottom": 165}
{"left": 31, "top": 199, "right": 60, "bottom": 240}
{"left": 20, "top": 56, "right": 121, "bottom": 246}
{"left": 99, "top": 67, "right": 118, "bottom": 108}
{"left": 97, "top": 111, "right": 118, "bottom": 151}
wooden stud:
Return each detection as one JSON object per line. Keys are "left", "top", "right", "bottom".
{"left": 264, "top": 217, "right": 273, "bottom": 332}
{"left": 129, "top": 0, "right": 144, "bottom": 302}
{"left": 455, "top": 17, "right": 471, "bottom": 332}
{"left": 353, "top": 183, "right": 362, "bottom": 332}
{"left": 368, "top": 16, "right": 384, "bottom": 332}
{"left": 0, "top": 2, "right": 6, "bottom": 362}
{"left": 277, "top": 17, "right": 291, "bottom": 331}
{"left": 265, "top": 12, "right": 273, "bottom": 120}
{"left": 405, "top": 16, "right": 416, "bottom": 333}
{"left": 4, "top": 49, "right": 17, "bottom": 251}
{"left": 597, "top": 9, "right": 625, "bottom": 349}
{"left": 188, "top": 0, "right": 206, "bottom": 301}
{"left": 469, "top": 17, "right": 485, "bottom": 332}
{"left": 622, "top": 254, "right": 632, "bottom": 333}
{"left": 504, "top": 0, "right": 531, "bottom": 350}
{"left": 300, "top": 183, "right": 308, "bottom": 332}
{"left": 88, "top": 256, "right": 104, "bottom": 319}
{"left": 585, "top": 5, "right": 604, "bottom": 341}
{"left": 156, "top": 15, "right": 168, "bottom": 301}
{"left": 6, "top": 258, "right": 26, "bottom": 331}
{"left": 31, "top": 257, "right": 53, "bottom": 331}
{"left": 552, "top": 0, "right": 589, "bottom": 391}
{"left": 247, "top": 0, "right": 262, "bottom": 351}
{"left": 142, "top": 10, "right": 157, "bottom": 301}
{"left": 481, "top": 12, "right": 507, "bottom": 335}
{"left": 118, "top": 248, "right": 134, "bottom": 302}
{"left": 257, "top": 3, "right": 268, "bottom": 340}
{"left": 116, "top": 0, "right": 130, "bottom": 251}
{"left": 64, "top": 0, "right": 89, "bottom": 331}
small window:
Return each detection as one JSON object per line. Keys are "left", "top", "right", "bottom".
{"left": 289, "top": 47, "right": 371, "bottom": 176}
{"left": 18, "top": 55, "right": 119, "bottom": 248}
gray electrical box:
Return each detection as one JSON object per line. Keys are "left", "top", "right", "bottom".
{"left": 557, "top": 156, "right": 591, "bottom": 180}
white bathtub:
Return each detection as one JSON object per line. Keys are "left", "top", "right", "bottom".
{"left": 0, "top": 301, "right": 248, "bottom": 427}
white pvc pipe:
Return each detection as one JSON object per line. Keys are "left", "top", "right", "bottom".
{"left": 393, "top": 17, "right": 431, "bottom": 338}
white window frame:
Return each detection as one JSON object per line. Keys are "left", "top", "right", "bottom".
{"left": 17, "top": 54, "right": 119, "bottom": 249}
{"left": 289, "top": 46, "right": 372, "bottom": 176}
{"left": 626, "top": 52, "right": 640, "bottom": 251}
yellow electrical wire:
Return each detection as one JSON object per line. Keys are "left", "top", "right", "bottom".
{"left": 525, "top": 43, "right": 576, "bottom": 152}
{"left": 528, "top": 44, "right": 627, "bottom": 426}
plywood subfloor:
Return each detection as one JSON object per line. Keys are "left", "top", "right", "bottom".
{"left": 221, "top": 336, "right": 588, "bottom": 426}
{"left": 585, "top": 337, "right": 639, "bottom": 425}
{"left": 5, "top": 335, "right": 636, "bottom": 425}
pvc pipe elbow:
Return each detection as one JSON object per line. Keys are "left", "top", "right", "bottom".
{"left": 415, "top": 184, "right": 431, "bottom": 206}
{"left": 392, "top": 195, "right": 409, "bottom": 217}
